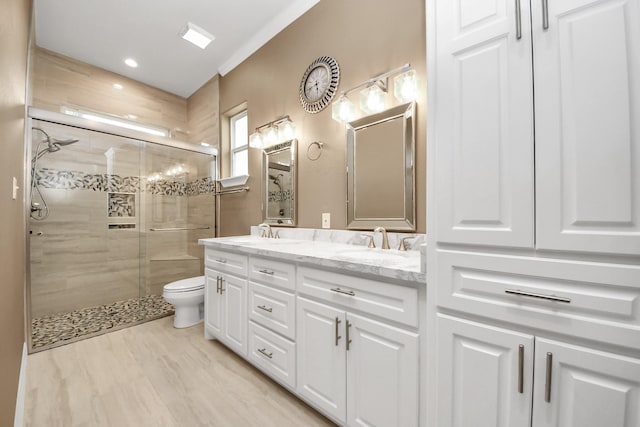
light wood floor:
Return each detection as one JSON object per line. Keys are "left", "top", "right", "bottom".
{"left": 23, "top": 316, "right": 335, "bottom": 426}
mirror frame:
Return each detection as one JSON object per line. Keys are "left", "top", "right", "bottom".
{"left": 262, "top": 139, "right": 297, "bottom": 226}
{"left": 346, "top": 102, "right": 416, "bottom": 231}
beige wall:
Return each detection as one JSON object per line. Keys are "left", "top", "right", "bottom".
{"left": 187, "top": 75, "right": 220, "bottom": 147}
{"left": 0, "top": 0, "right": 31, "bottom": 423}
{"left": 218, "top": 0, "right": 426, "bottom": 235}
{"left": 32, "top": 47, "right": 189, "bottom": 135}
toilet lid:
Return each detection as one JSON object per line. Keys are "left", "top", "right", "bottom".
{"left": 163, "top": 276, "right": 205, "bottom": 293}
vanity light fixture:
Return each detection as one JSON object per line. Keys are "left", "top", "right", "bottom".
{"left": 249, "top": 116, "right": 296, "bottom": 149}
{"left": 180, "top": 22, "right": 215, "bottom": 50}
{"left": 331, "top": 64, "right": 419, "bottom": 122}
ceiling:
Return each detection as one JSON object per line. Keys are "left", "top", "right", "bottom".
{"left": 34, "top": 0, "right": 320, "bottom": 98}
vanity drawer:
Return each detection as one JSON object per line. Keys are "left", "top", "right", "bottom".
{"left": 249, "top": 282, "right": 296, "bottom": 340}
{"left": 249, "top": 256, "right": 296, "bottom": 291}
{"left": 297, "top": 266, "right": 419, "bottom": 327}
{"left": 205, "top": 248, "right": 248, "bottom": 277}
{"left": 248, "top": 321, "right": 296, "bottom": 389}
{"left": 438, "top": 250, "right": 640, "bottom": 350}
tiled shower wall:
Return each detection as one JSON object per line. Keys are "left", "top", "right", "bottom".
{"left": 30, "top": 122, "right": 216, "bottom": 318}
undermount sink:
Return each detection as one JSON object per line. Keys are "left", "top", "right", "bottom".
{"left": 337, "top": 249, "right": 411, "bottom": 262}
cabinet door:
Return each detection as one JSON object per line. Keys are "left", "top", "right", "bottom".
{"left": 220, "top": 274, "right": 247, "bottom": 356}
{"left": 437, "top": 314, "right": 534, "bottom": 427}
{"left": 296, "top": 297, "right": 346, "bottom": 423}
{"left": 533, "top": 338, "right": 640, "bottom": 427}
{"left": 204, "top": 269, "right": 223, "bottom": 336}
{"left": 346, "top": 313, "right": 419, "bottom": 427}
{"left": 533, "top": 0, "right": 640, "bottom": 255}
{"left": 432, "top": 0, "right": 534, "bottom": 248}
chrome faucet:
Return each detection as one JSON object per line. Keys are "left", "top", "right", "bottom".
{"left": 257, "top": 223, "right": 273, "bottom": 238}
{"left": 373, "top": 226, "right": 390, "bottom": 250}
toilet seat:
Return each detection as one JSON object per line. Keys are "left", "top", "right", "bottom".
{"left": 163, "top": 276, "right": 205, "bottom": 293}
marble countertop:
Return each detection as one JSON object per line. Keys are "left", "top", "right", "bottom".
{"left": 199, "top": 235, "right": 426, "bottom": 284}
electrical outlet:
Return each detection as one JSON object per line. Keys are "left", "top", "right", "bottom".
{"left": 322, "top": 212, "right": 331, "bottom": 229}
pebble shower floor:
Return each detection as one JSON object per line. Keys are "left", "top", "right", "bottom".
{"left": 31, "top": 294, "right": 174, "bottom": 349}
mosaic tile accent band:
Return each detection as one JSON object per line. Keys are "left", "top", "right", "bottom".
{"left": 31, "top": 294, "right": 174, "bottom": 349}
{"left": 35, "top": 167, "right": 216, "bottom": 196}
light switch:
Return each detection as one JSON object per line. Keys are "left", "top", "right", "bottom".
{"left": 322, "top": 212, "right": 330, "bottom": 229}
{"left": 12, "top": 177, "right": 19, "bottom": 200}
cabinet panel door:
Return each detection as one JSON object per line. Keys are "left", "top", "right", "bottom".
{"left": 204, "top": 269, "right": 222, "bottom": 336}
{"left": 533, "top": 0, "right": 640, "bottom": 255}
{"left": 346, "top": 313, "right": 419, "bottom": 427}
{"left": 221, "top": 274, "right": 247, "bottom": 356}
{"left": 533, "top": 338, "right": 640, "bottom": 427}
{"left": 296, "top": 297, "right": 346, "bottom": 423}
{"left": 437, "top": 314, "right": 534, "bottom": 427}
{"left": 433, "top": 0, "right": 534, "bottom": 248}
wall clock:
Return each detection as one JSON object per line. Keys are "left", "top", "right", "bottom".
{"left": 299, "top": 56, "right": 340, "bottom": 114}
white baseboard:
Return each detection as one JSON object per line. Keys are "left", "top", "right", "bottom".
{"left": 14, "top": 342, "right": 27, "bottom": 427}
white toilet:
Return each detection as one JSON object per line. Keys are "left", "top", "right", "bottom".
{"left": 162, "top": 276, "right": 205, "bottom": 328}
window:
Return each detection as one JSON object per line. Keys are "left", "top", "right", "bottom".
{"left": 230, "top": 110, "right": 248, "bottom": 176}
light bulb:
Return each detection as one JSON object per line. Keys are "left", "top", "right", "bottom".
{"left": 249, "top": 132, "right": 263, "bottom": 148}
{"left": 277, "top": 119, "right": 296, "bottom": 141}
{"left": 332, "top": 95, "right": 356, "bottom": 123}
{"left": 262, "top": 126, "right": 278, "bottom": 146}
{"left": 393, "top": 69, "right": 420, "bottom": 103}
{"left": 360, "top": 85, "right": 386, "bottom": 115}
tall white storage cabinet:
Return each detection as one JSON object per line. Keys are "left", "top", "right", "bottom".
{"left": 426, "top": 0, "right": 640, "bottom": 425}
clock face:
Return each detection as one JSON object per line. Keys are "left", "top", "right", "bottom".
{"left": 299, "top": 56, "right": 340, "bottom": 114}
{"left": 304, "top": 65, "right": 330, "bottom": 102}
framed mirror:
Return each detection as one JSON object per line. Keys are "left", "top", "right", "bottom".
{"left": 346, "top": 102, "right": 415, "bottom": 231}
{"left": 262, "top": 139, "right": 297, "bottom": 226}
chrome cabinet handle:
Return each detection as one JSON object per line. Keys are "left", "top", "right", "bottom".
{"left": 216, "top": 276, "right": 221, "bottom": 294}
{"left": 545, "top": 352, "right": 553, "bottom": 402}
{"left": 258, "top": 348, "right": 273, "bottom": 359}
{"left": 259, "top": 269, "right": 275, "bottom": 275}
{"left": 518, "top": 345, "right": 524, "bottom": 393}
{"left": 215, "top": 258, "right": 227, "bottom": 264}
{"left": 335, "top": 317, "right": 342, "bottom": 346}
{"left": 515, "top": 0, "right": 523, "bottom": 39}
{"left": 330, "top": 287, "right": 356, "bottom": 297}
{"left": 505, "top": 289, "right": 570, "bottom": 303}
{"left": 542, "top": 0, "right": 549, "bottom": 30}
{"left": 257, "top": 305, "right": 273, "bottom": 313}
{"left": 219, "top": 278, "right": 225, "bottom": 294}
{"left": 346, "top": 320, "right": 352, "bottom": 351}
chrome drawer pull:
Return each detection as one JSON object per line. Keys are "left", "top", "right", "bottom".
{"left": 545, "top": 352, "right": 553, "bottom": 402}
{"left": 257, "top": 305, "right": 273, "bottom": 313}
{"left": 518, "top": 345, "right": 524, "bottom": 393}
{"left": 505, "top": 289, "right": 570, "bottom": 303}
{"left": 330, "top": 287, "right": 356, "bottom": 296}
{"left": 215, "top": 258, "right": 227, "bottom": 264}
{"left": 259, "top": 269, "right": 275, "bottom": 275}
{"left": 542, "top": 0, "right": 549, "bottom": 30}
{"left": 258, "top": 348, "right": 273, "bottom": 359}
{"left": 515, "top": 0, "right": 522, "bottom": 39}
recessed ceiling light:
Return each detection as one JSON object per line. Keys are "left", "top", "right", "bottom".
{"left": 200, "top": 142, "right": 210, "bottom": 147}
{"left": 113, "top": 83, "right": 123, "bottom": 90}
{"left": 124, "top": 58, "right": 138, "bottom": 68}
{"left": 180, "top": 22, "right": 215, "bottom": 49}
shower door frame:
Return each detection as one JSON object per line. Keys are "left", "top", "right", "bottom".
{"left": 25, "top": 107, "right": 218, "bottom": 353}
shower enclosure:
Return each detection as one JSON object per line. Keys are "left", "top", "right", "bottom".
{"left": 27, "top": 113, "right": 217, "bottom": 352}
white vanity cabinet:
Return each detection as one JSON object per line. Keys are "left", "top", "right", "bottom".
{"left": 430, "top": 0, "right": 640, "bottom": 254}
{"left": 297, "top": 267, "right": 420, "bottom": 427}
{"left": 426, "top": 0, "right": 640, "bottom": 425}
{"left": 204, "top": 249, "right": 248, "bottom": 357}
{"left": 247, "top": 256, "right": 297, "bottom": 389}
{"left": 438, "top": 315, "right": 640, "bottom": 427}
